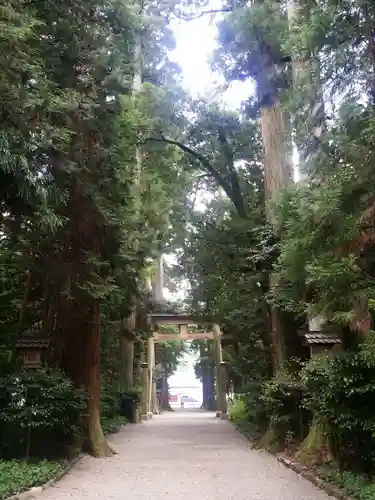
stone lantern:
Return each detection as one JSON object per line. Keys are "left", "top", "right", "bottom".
{"left": 16, "top": 330, "right": 51, "bottom": 369}
{"left": 302, "top": 313, "right": 342, "bottom": 358}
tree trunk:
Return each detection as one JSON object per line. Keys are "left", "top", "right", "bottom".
{"left": 120, "top": 334, "right": 134, "bottom": 392}
{"left": 161, "top": 364, "right": 170, "bottom": 409}
{"left": 120, "top": 310, "right": 136, "bottom": 391}
{"left": 202, "top": 360, "right": 211, "bottom": 409}
{"left": 260, "top": 103, "right": 292, "bottom": 226}
{"left": 152, "top": 378, "right": 160, "bottom": 414}
{"left": 204, "top": 369, "right": 214, "bottom": 410}
{"left": 260, "top": 102, "right": 293, "bottom": 371}
{"left": 153, "top": 253, "right": 164, "bottom": 303}
{"left": 134, "top": 346, "right": 143, "bottom": 385}
{"left": 200, "top": 343, "right": 213, "bottom": 410}
{"left": 63, "top": 300, "right": 113, "bottom": 457}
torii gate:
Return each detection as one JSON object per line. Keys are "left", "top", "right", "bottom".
{"left": 140, "top": 313, "right": 228, "bottom": 421}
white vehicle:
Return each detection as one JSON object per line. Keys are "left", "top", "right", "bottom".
{"left": 180, "top": 396, "right": 201, "bottom": 409}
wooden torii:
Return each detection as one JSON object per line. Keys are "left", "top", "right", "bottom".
{"left": 140, "top": 313, "right": 228, "bottom": 421}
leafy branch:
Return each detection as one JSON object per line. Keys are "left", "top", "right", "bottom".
{"left": 144, "top": 134, "right": 247, "bottom": 218}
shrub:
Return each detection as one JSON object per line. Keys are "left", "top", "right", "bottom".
{"left": 101, "top": 414, "right": 126, "bottom": 435}
{"left": 229, "top": 397, "right": 248, "bottom": 424}
{"left": 0, "top": 459, "right": 63, "bottom": 500}
{"left": 119, "top": 389, "right": 142, "bottom": 422}
{"left": 318, "top": 466, "right": 375, "bottom": 500}
{"left": 229, "top": 384, "right": 267, "bottom": 439}
{"left": 301, "top": 352, "right": 375, "bottom": 472}
{"left": 100, "top": 382, "right": 121, "bottom": 422}
{"left": 0, "top": 370, "right": 86, "bottom": 459}
{"left": 242, "top": 383, "right": 268, "bottom": 433}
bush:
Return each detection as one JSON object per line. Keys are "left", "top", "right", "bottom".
{"left": 100, "top": 383, "right": 141, "bottom": 430}
{"left": 261, "top": 359, "right": 310, "bottom": 448}
{"left": 242, "top": 383, "right": 268, "bottom": 433}
{"left": 0, "top": 370, "right": 86, "bottom": 459}
{"left": 229, "top": 385, "right": 267, "bottom": 439}
{"left": 229, "top": 397, "right": 248, "bottom": 424}
{"left": 119, "top": 389, "right": 141, "bottom": 422}
{"left": 318, "top": 465, "right": 375, "bottom": 500}
{"left": 101, "top": 383, "right": 121, "bottom": 422}
{"left": 101, "top": 414, "right": 126, "bottom": 435}
{"left": 301, "top": 351, "right": 375, "bottom": 472}
{"left": 0, "top": 459, "right": 63, "bottom": 500}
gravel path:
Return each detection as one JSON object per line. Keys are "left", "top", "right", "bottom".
{"left": 37, "top": 410, "right": 334, "bottom": 500}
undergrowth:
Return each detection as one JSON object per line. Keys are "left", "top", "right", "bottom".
{"left": 318, "top": 465, "right": 375, "bottom": 500}
{"left": 0, "top": 459, "right": 63, "bottom": 500}
{"left": 228, "top": 397, "right": 261, "bottom": 439}
{"left": 101, "top": 414, "right": 127, "bottom": 435}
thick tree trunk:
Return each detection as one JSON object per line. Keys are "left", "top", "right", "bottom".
{"left": 120, "top": 335, "right": 134, "bottom": 391}
{"left": 134, "top": 346, "right": 143, "bottom": 385}
{"left": 120, "top": 310, "right": 136, "bottom": 391}
{"left": 153, "top": 254, "right": 164, "bottom": 303}
{"left": 161, "top": 365, "right": 170, "bottom": 410}
{"left": 260, "top": 103, "right": 292, "bottom": 226}
{"left": 152, "top": 378, "right": 160, "bottom": 414}
{"left": 260, "top": 102, "right": 293, "bottom": 371}
{"left": 63, "top": 300, "right": 113, "bottom": 457}
{"left": 202, "top": 367, "right": 213, "bottom": 410}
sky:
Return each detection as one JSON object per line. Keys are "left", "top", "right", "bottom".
{"left": 164, "top": 15, "right": 229, "bottom": 388}
{"left": 164, "top": 14, "right": 251, "bottom": 305}
{"left": 169, "top": 14, "right": 251, "bottom": 109}
{"left": 164, "top": 9, "right": 301, "bottom": 389}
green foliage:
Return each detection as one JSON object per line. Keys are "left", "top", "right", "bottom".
{"left": 261, "top": 359, "right": 309, "bottom": 447}
{"left": 0, "top": 459, "right": 63, "bottom": 500}
{"left": 302, "top": 352, "right": 375, "bottom": 472}
{"left": 214, "top": 0, "right": 290, "bottom": 109}
{"left": 0, "top": 370, "right": 86, "bottom": 459}
{"left": 100, "top": 383, "right": 121, "bottom": 424}
{"left": 318, "top": 466, "right": 375, "bottom": 500}
{"left": 241, "top": 386, "right": 268, "bottom": 435}
{"left": 101, "top": 415, "right": 127, "bottom": 436}
{"left": 229, "top": 397, "right": 247, "bottom": 424}
{"left": 229, "top": 390, "right": 267, "bottom": 440}
{"left": 0, "top": 0, "right": 188, "bottom": 454}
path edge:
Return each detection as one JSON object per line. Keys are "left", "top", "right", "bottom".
{"left": 5, "top": 454, "right": 83, "bottom": 500}
{"left": 231, "top": 422, "right": 353, "bottom": 500}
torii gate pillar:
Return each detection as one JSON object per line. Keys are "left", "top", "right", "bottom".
{"left": 147, "top": 336, "right": 155, "bottom": 418}
{"left": 213, "top": 324, "right": 228, "bottom": 419}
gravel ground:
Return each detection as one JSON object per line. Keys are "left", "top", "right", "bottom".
{"left": 37, "top": 411, "right": 335, "bottom": 500}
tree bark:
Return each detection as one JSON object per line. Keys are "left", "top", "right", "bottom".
{"left": 120, "top": 334, "right": 134, "bottom": 392}
{"left": 63, "top": 300, "right": 113, "bottom": 457}
{"left": 152, "top": 378, "right": 160, "bottom": 414}
{"left": 260, "top": 103, "right": 292, "bottom": 227}
{"left": 259, "top": 100, "right": 293, "bottom": 371}
{"left": 153, "top": 254, "right": 164, "bottom": 303}
{"left": 118, "top": 0, "right": 142, "bottom": 397}
{"left": 120, "top": 310, "right": 136, "bottom": 391}
{"left": 161, "top": 364, "right": 170, "bottom": 409}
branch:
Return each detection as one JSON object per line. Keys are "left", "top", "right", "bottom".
{"left": 172, "top": 7, "right": 232, "bottom": 21}
{"left": 145, "top": 135, "right": 248, "bottom": 218}
{"left": 218, "top": 130, "right": 247, "bottom": 218}
{"left": 146, "top": 136, "right": 233, "bottom": 198}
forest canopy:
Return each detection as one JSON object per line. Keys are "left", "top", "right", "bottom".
{"left": 1, "top": 0, "right": 375, "bottom": 495}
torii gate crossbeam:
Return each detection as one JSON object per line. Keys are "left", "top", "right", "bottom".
{"left": 140, "top": 313, "right": 228, "bottom": 421}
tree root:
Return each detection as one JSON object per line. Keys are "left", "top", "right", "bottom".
{"left": 257, "top": 423, "right": 284, "bottom": 453}
{"left": 296, "top": 417, "right": 328, "bottom": 466}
